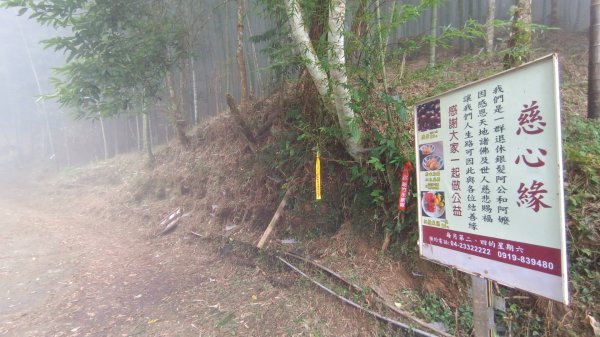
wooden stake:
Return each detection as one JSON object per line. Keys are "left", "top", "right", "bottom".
{"left": 257, "top": 189, "right": 291, "bottom": 248}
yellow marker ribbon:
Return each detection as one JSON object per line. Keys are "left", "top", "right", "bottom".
{"left": 315, "top": 152, "right": 322, "bottom": 200}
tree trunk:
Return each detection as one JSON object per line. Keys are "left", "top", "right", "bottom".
{"left": 135, "top": 114, "right": 142, "bottom": 151}
{"left": 458, "top": 0, "right": 465, "bottom": 54}
{"left": 18, "top": 19, "right": 58, "bottom": 170}
{"left": 284, "top": 0, "right": 362, "bottom": 160}
{"left": 113, "top": 117, "right": 119, "bottom": 156}
{"left": 142, "top": 91, "right": 154, "bottom": 164}
{"left": 467, "top": 0, "right": 474, "bottom": 51}
{"left": 550, "top": 0, "right": 559, "bottom": 26}
{"left": 99, "top": 114, "right": 109, "bottom": 161}
{"left": 178, "top": 60, "right": 186, "bottom": 122}
{"left": 143, "top": 113, "right": 154, "bottom": 165}
{"left": 149, "top": 110, "right": 155, "bottom": 148}
{"left": 246, "top": 14, "right": 263, "bottom": 99}
{"left": 486, "top": 0, "right": 496, "bottom": 53}
{"left": 224, "top": 2, "right": 231, "bottom": 95}
{"left": 328, "top": 0, "right": 363, "bottom": 159}
{"left": 284, "top": 0, "right": 330, "bottom": 99}
{"left": 503, "top": 0, "right": 532, "bottom": 69}
{"left": 226, "top": 94, "right": 257, "bottom": 151}
{"left": 214, "top": 73, "right": 221, "bottom": 114}
{"left": 376, "top": 0, "right": 391, "bottom": 124}
{"left": 383, "top": 0, "right": 397, "bottom": 60}
{"left": 348, "top": 0, "right": 367, "bottom": 63}
{"left": 191, "top": 57, "right": 199, "bottom": 125}
{"left": 428, "top": 3, "right": 438, "bottom": 67}
{"left": 165, "top": 69, "right": 190, "bottom": 146}
{"left": 589, "top": 0, "right": 600, "bottom": 119}
{"left": 236, "top": 0, "right": 249, "bottom": 113}
{"left": 375, "top": 0, "right": 389, "bottom": 91}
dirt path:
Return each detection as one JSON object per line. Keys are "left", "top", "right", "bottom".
{"left": 0, "top": 181, "right": 194, "bottom": 336}
{"left": 0, "top": 176, "right": 379, "bottom": 337}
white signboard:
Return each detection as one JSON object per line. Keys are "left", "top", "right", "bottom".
{"left": 414, "top": 54, "right": 568, "bottom": 304}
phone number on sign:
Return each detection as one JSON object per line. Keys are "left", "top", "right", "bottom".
{"left": 428, "top": 236, "right": 556, "bottom": 272}
{"left": 497, "top": 251, "right": 555, "bottom": 271}
{"left": 423, "top": 226, "right": 562, "bottom": 276}
{"left": 455, "top": 241, "right": 491, "bottom": 255}
{"left": 430, "top": 238, "right": 493, "bottom": 256}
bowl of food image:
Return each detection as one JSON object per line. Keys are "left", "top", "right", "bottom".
{"left": 422, "top": 155, "right": 443, "bottom": 171}
{"left": 419, "top": 144, "right": 435, "bottom": 156}
{"left": 422, "top": 191, "right": 445, "bottom": 218}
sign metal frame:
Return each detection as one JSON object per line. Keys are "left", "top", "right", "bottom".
{"left": 414, "top": 54, "right": 568, "bottom": 305}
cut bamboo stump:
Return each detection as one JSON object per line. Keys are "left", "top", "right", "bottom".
{"left": 257, "top": 189, "right": 291, "bottom": 248}
{"left": 226, "top": 94, "right": 257, "bottom": 152}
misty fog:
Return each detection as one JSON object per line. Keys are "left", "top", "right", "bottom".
{"left": 0, "top": 0, "right": 590, "bottom": 181}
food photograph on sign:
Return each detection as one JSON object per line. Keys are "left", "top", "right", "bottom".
{"left": 419, "top": 141, "right": 444, "bottom": 171}
{"left": 413, "top": 55, "right": 569, "bottom": 304}
{"left": 416, "top": 99, "right": 441, "bottom": 132}
{"left": 421, "top": 191, "right": 446, "bottom": 219}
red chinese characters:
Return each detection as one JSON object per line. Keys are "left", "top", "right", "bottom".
{"left": 448, "top": 104, "right": 462, "bottom": 217}
{"left": 515, "top": 100, "right": 551, "bottom": 213}
{"left": 516, "top": 101, "right": 547, "bottom": 135}
{"left": 517, "top": 180, "right": 551, "bottom": 212}
{"left": 515, "top": 148, "right": 548, "bottom": 167}
{"left": 398, "top": 160, "right": 413, "bottom": 211}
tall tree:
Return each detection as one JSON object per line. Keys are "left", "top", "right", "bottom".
{"left": 589, "top": 0, "right": 600, "bottom": 119}
{"left": 486, "top": 0, "right": 496, "bottom": 53}
{"left": 245, "top": 14, "right": 263, "bottom": 99}
{"left": 467, "top": 0, "right": 474, "bottom": 51}
{"left": 458, "top": 0, "right": 465, "bottom": 54}
{"left": 16, "top": 18, "right": 58, "bottom": 169}
{"left": 348, "top": 0, "right": 367, "bottom": 62}
{"left": 98, "top": 113, "right": 108, "bottom": 160}
{"left": 375, "top": 0, "right": 389, "bottom": 92}
{"left": 165, "top": 68, "right": 190, "bottom": 146}
{"left": 550, "top": 0, "right": 559, "bottom": 27}
{"left": 428, "top": 1, "right": 438, "bottom": 67}
{"left": 191, "top": 57, "right": 199, "bottom": 124}
{"left": 236, "top": 0, "right": 249, "bottom": 112}
{"left": 284, "top": 0, "right": 363, "bottom": 159}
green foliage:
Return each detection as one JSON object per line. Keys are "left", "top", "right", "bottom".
{"left": 252, "top": 0, "right": 300, "bottom": 87}
{"left": 413, "top": 292, "right": 473, "bottom": 335}
{"left": 416, "top": 292, "right": 454, "bottom": 328}
{"left": 497, "top": 11, "right": 555, "bottom": 69}
{"left": 429, "top": 18, "right": 486, "bottom": 52}
{"left": 562, "top": 114, "right": 600, "bottom": 317}
{"left": 259, "top": 127, "right": 307, "bottom": 174}
{"left": 2, "top": 0, "right": 190, "bottom": 119}
{"left": 496, "top": 303, "right": 544, "bottom": 337}
{"left": 259, "top": 105, "right": 339, "bottom": 177}
{"left": 456, "top": 304, "right": 473, "bottom": 333}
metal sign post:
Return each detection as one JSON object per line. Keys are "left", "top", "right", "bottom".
{"left": 472, "top": 276, "right": 495, "bottom": 336}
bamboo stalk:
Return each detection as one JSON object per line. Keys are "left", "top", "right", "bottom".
{"left": 277, "top": 256, "right": 440, "bottom": 337}
{"left": 285, "top": 252, "right": 455, "bottom": 337}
